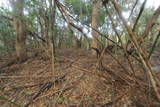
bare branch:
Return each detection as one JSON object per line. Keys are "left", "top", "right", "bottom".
{"left": 111, "top": 0, "right": 160, "bottom": 100}
{"left": 132, "top": 0, "right": 147, "bottom": 32}
{"left": 139, "top": 6, "right": 160, "bottom": 44}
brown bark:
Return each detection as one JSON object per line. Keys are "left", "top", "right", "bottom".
{"left": 12, "top": 0, "right": 27, "bottom": 62}
{"left": 112, "top": 1, "right": 160, "bottom": 100}
{"left": 104, "top": 5, "right": 135, "bottom": 75}
{"left": 73, "top": 34, "right": 82, "bottom": 48}
{"left": 44, "top": 21, "right": 50, "bottom": 46}
{"left": 55, "top": 1, "right": 89, "bottom": 49}
{"left": 91, "top": 0, "right": 100, "bottom": 55}
{"left": 139, "top": 6, "right": 160, "bottom": 44}
{"left": 127, "top": 5, "right": 160, "bottom": 49}
{"left": 50, "top": 0, "right": 56, "bottom": 73}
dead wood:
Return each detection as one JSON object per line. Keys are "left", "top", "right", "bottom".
{"left": 139, "top": 6, "right": 160, "bottom": 44}
{"left": 112, "top": 0, "right": 160, "bottom": 100}
{"left": 102, "top": 90, "right": 128, "bottom": 106}
{"left": 103, "top": 5, "right": 135, "bottom": 75}
{"left": 36, "top": 73, "right": 84, "bottom": 100}
{"left": 24, "top": 74, "right": 66, "bottom": 107}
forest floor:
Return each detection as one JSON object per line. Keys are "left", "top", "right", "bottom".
{"left": 0, "top": 49, "right": 160, "bottom": 107}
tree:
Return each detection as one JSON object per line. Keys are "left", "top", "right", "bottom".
{"left": 11, "top": 0, "right": 27, "bottom": 62}
{"left": 91, "top": 0, "right": 100, "bottom": 55}
{"left": 0, "top": 9, "right": 15, "bottom": 53}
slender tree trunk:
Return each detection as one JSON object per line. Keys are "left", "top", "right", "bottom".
{"left": 77, "top": 35, "right": 82, "bottom": 48}
{"left": 112, "top": 1, "right": 160, "bottom": 100}
{"left": 44, "top": 19, "right": 50, "bottom": 47}
{"left": 91, "top": 0, "right": 100, "bottom": 55}
{"left": 15, "top": 19, "right": 27, "bottom": 61}
{"left": 12, "top": 0, "right": 27, "bottom": 62}
{"left": 49, "top": 0, "right": 56, "bottom": 73}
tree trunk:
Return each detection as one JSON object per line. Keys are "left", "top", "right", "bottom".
{"left": 50, "top": 0, "right": 56, "bottom": 73}
{"left": 91, "top": 0, "right": 100, "bottom": 55}
{"left": 44, "top": 21, "right": 50, "bottom": 47}
{"left": 12, "top": 0, "right": 27, "bottom": 62}
{"left": 76, "top": 35, "right": 82, "bottom": 48}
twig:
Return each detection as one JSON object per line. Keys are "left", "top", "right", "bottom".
{"left": 139, "top": 6, "right": 160, "bottom": 44}
{"left": 55, "top": 0, "right": 122, "bottom": 49}
{"left": 53, "top": 78, "right": 70, "bottom": 106}
{"left": 36, "top": 73, "right": 84, "bottom": 100}
{"left": 129, "top": 0, "right": 139, "bottom": 19}
{"left": 36, "top": 86, "right": 73, "bottom": 100}
{"left": 148, "top": 31, "right": 160, "bottom": 59}
{"left": 104, "top": 5, "right": 135, "bottom": 75}
{"left": 112, "top": 1, "right": 160, "bottom": 100}
{"left": 24, "top": 74, "right": 66, "bottom": 107}
{"left": 24, "top": 82, "right": 53, "bottom": 107}
{"left": 102, "top": 90, "right": 129, "bottom": 106}
{"left": 71, "top": 64, "right": 108, "bottom": 79}
{"left": 132, "top": 0, "right": 147, "bottom": 32}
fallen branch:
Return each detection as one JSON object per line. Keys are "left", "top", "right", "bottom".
{"left": 24, "top": 74, "right": 66, "bottom": 107}
{"left": 112, "top": 1, "right": 160, "bottom": 100}
{"left": 71, "top": 64, "right": 108, "bottom": 79}
{"left": 36, "top": 73, "right": 84, "bottom": 100}
{"left": 37, "top": 86, "right": 74, "bottom": 100}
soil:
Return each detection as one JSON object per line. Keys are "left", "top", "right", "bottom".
{"left": 0, "top": 49, "right": 160, "bottom": 107}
